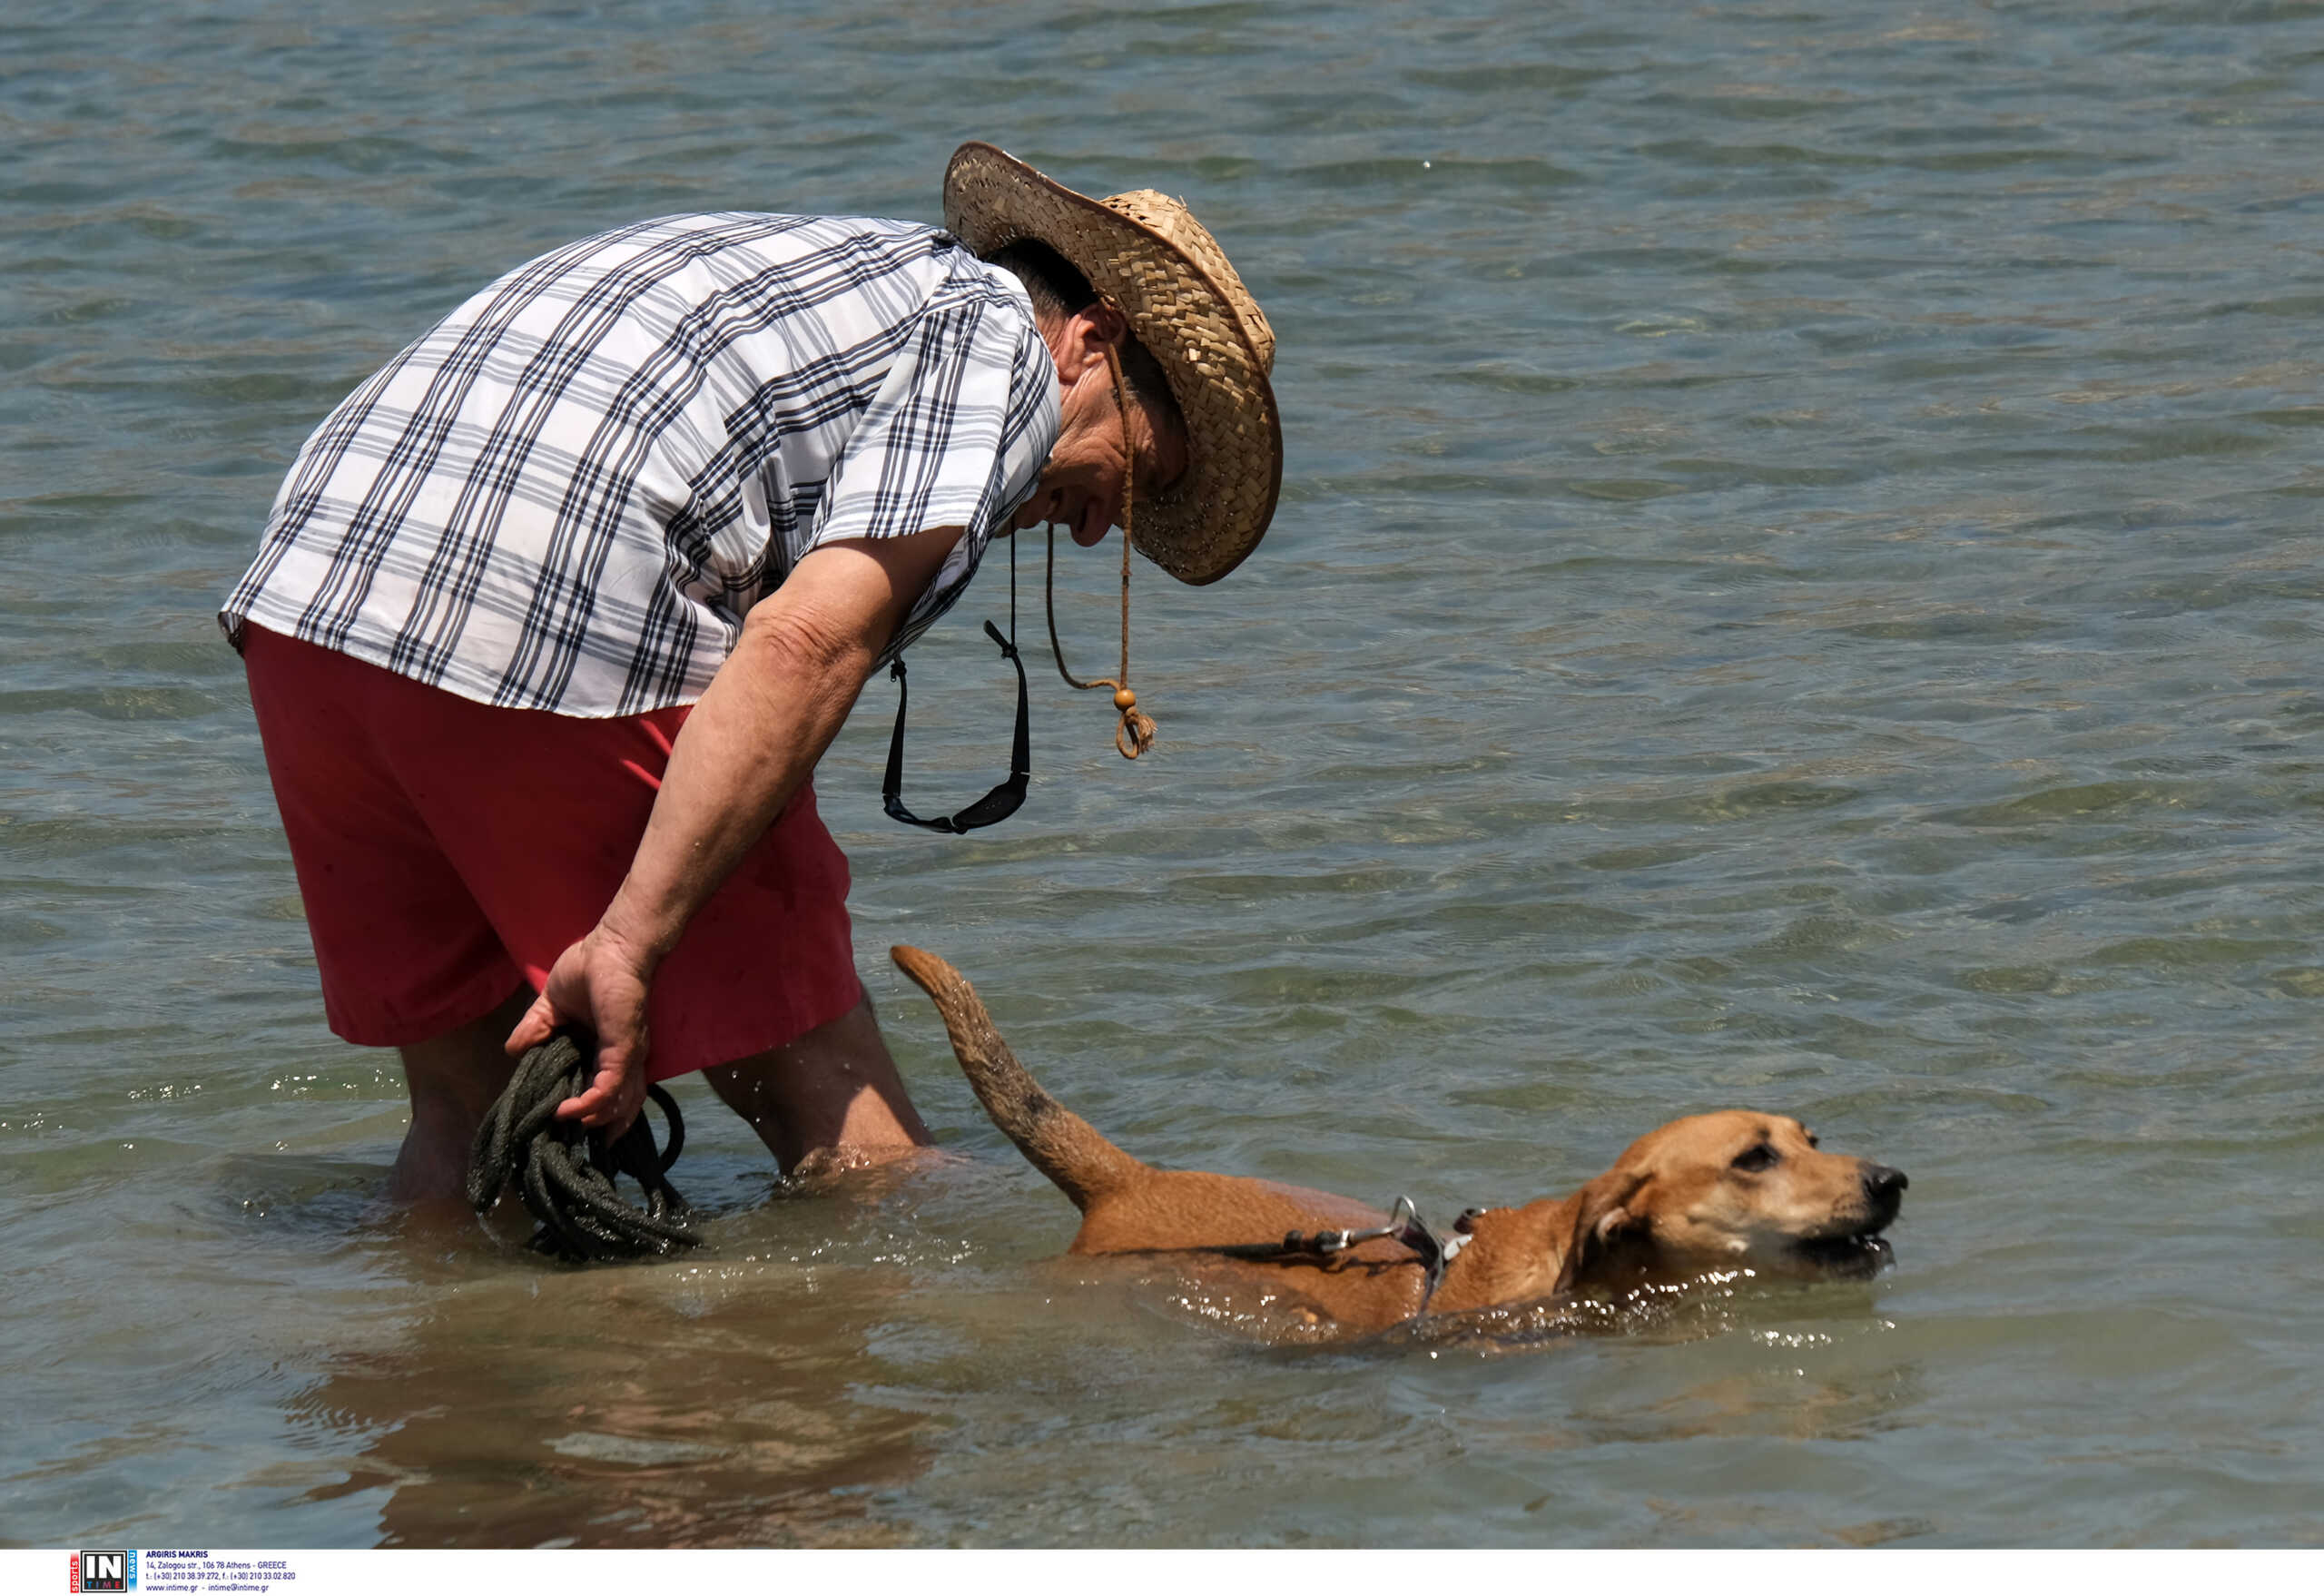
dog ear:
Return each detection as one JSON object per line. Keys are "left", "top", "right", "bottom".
{"left": 1553, "top": 1167, "right": 1650, "bottom": 1295}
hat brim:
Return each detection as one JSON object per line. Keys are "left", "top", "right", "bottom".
{"left": 943, "top": 143, "right": 1281, "bottom": 586}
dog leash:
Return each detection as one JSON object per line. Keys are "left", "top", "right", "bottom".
{"left": 465, "top": 1029, "right": 702, "bottom": 1263}
{"left": 1204, "top": 1195, "right": 1472, "bottom": 1313}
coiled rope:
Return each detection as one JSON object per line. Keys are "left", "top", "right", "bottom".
{"left": 465, "top": 1030, "right": 701, "bottom": 1263}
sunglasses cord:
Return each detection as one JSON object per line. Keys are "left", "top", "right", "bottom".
{"left": 1043, "top": 341, "right": 1158, "bottom": 760}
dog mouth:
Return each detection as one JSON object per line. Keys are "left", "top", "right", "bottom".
{"left": 1787, "top": 1170, "right": 1905, "bottom": 1277}
{"left": 1788, "top": 1228, "right": 1895, "bottom": 1278}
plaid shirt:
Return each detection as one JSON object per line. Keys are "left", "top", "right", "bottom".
{"left": 221, "top": 212, "right": 1059, "bottom": 716}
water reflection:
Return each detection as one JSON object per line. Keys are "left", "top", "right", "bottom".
{"left": 278, "top": 1198, "right": 939, "bottom": 1546}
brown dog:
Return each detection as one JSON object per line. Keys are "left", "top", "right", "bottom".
{"left": 891, "top": 946, "right": 1906, "bottom": 1341}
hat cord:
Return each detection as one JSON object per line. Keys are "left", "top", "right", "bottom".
{"left": 1042, "top": 341, "right": 1157, "bottom": 760}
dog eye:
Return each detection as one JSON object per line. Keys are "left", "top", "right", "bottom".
{"left": 1731, "top": 1144, "right": 1778, "bottom": 1173}
{"left": 1806, "top": 1132, "right": 1819, "bottom": 1148}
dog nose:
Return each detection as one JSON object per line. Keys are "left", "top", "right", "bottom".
{"left": 1863, "top": 1164, "right": 1907, "bottom": 1214}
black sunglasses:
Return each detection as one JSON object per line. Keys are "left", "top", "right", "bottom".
{"left": 881, "top": 616, "right": 1029, "bottom": 834}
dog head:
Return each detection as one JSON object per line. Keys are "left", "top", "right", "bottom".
{"left": 1554, "top": 1111, "right": 1905, "bottom": 1293}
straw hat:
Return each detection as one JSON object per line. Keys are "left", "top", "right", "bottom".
{"left": 943, "top": 142, "right": 1281, "bottom": 586}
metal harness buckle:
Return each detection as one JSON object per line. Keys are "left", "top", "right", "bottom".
{"left": 1274, "top": 1195, "right": 1471, "bottom": 1309}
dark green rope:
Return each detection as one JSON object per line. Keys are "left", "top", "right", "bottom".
{"left": 465, "top": 1030, "right": 702, "bottom": 1262}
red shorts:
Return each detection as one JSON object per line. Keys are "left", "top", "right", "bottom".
{"left": 241, "top": 625, "right": 862, "bottom": 1076}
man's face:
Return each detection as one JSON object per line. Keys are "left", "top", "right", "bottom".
{"left": 1011, "top": 307, "right": 1189, "bottom": 547}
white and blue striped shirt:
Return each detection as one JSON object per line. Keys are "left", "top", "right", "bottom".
{"left": 222, "top": 212, "right": 1059, "bottom": 716}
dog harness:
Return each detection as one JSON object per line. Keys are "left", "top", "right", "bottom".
{"left": 1205, "top": 1194, "right": 1472, "bottom": 1314}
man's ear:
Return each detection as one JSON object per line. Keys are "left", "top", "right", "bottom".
{"left": 1056, "top": 301, "right": 1130, "bottom": 383}
{"left": 1083, "top": 298, "right": 1129, "bottom": 348}
{"left": 1554, "top": 1168, "right": 1650, "bottom": 1295}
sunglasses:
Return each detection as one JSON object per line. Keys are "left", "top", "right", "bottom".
{"left": 883, "top": 433, "right": 1151, "bottom": 834}
{"left": 881, "top": 616, "right": 1029, "bottom": 834}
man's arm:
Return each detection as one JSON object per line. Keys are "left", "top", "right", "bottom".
{"left": 505, "top": 524, "right": 965, "bottom": 1129}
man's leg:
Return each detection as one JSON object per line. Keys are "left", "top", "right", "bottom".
{"left": 241, "top": 626, "right": 537, "bottom": 1207}
{"left": 388, "top": 983, "right": 536, "bottom": 1204}
{"left": 702, "top": 991, "right": 932, "bottom": 1177}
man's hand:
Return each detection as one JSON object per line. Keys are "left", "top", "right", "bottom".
{"left": 505, "top": 927, "right": 658, "bottom": 1130}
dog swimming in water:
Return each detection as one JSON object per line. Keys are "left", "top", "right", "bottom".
{"left": 891, "top": 945, "right": 1906, "bottom": 1344}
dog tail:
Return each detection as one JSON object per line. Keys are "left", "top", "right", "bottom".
{"left": 889, "top": 945, "right": 1145, "bottom": 1211}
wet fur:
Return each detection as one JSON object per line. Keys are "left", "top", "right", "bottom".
{"left": 891, "top": 945, "right": 1905, "bottom": 1342}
